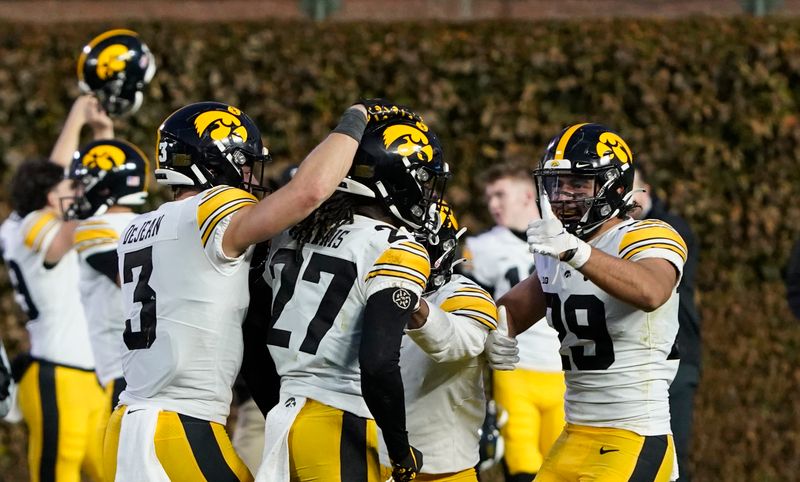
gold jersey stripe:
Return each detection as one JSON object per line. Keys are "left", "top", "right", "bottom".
{"left": 76, "top": 240, "right": 117, "bottom": 253}
{"left": 372, "top": 248, "right": 431, "bottom": 279}
{"left": 622, "top": 243, "right": 688, "bottom": 263}
{"left": 441, "top": 294, "right": 498, "bottom": 325}
{"left": 74, "top": 228, "right": 119, "bottom": 245}
{"left": 554, "top": 123, "right": 589, "bottom": 160}
{"left": 619, "top": 225, "right": 687, "bottom": 254}
{"left": 399, "top": 241, "right": 428, "bottom": 257}
{"left": 24, "top": 212, "right": 58, "bottom": 251}
{"left": 199, "top": 199, "right": 256, "bottom": 247}
{"left": 365, "top": 269, "right": 427, "bottom": 291}
{"left": 459, "top": 313, "right": 497, "bottom": 330}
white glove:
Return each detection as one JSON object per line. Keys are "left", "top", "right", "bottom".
{"left": 484, "top": 306, "right": 519, "bottom": 371}
{"left": 527, "top": 193, "right": 592, "bottom": 269}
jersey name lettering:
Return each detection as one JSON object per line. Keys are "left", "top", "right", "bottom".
{"left": 122, "top": 214, "right": 165, "bottom": 245}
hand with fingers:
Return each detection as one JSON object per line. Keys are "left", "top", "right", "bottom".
{"left": 83, "top": 95, "right": 114, "bottom": 138}
{"left": 484, "top": 306, "right": 519, "bottom": 371}
{"left": 527, "top": 193, "right": 592, "bottom": 269}
{"left": 359, "top": 98, "right": 423, "bottom": 124}
{"left": 390, "top": 445, "right": 423, "bottom": 482}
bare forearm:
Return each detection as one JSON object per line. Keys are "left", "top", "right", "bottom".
{"left": 50, "top": 120, "right": 84, "bottom": 168}
{"left": 44, "top": 221, "right": 78, "bottom": 265}
{"left": 578, "top": 248, "right": 676, "bottom": 312}
{"left": 290, "top": 132, "right": 359, "bottom": 207}
{"left": 497, "top": 274, "right": 546, "bottom": 336}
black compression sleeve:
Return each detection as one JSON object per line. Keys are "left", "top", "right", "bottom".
{"left": 360, "top": 287, "right": 418, "bottom": 463}
{"left": 86, "top": 249, "right": 119, "bottom": 285}
{"left": 242, "top": 244, "right": 281, "bottom": 416}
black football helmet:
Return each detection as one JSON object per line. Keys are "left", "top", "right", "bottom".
{"left": 533, "top": 123, "right": 635, "bottom": 238}
{"left": 418, "top": 202, "right": 466, "bottom": 293}
{"left": 337, "top": 112, "right": 450, "bottom": 231}
{"left": 66, "top": 139, "right": 149, "bottom": 220}
{"left": 154, "top": 102, "right": 270, "bottom": 194}
{"left": 77, "top": 29, "right": 156, "bottom": 116}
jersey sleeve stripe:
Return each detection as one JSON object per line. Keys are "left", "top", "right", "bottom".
{"left": 452, "top": 287, "right": 495, "bottom": 303}
{"left": 76, "top": 240, "right": 117, "bottom": 254}
{"left": 199, "top": 199, "right": 256, "bottom": 247}
{"left": 365, "top": 269, "right": 427, "bottom": 291}
{"left": 398, "top": 241, "right": 428, "bottom": 257}
{"left": 622, "top": 243, "right": 688, "bottom": 263}
{"left": 458, "top": 313, "right": 497, "bottom": 330}
{"left": 371, "top": 248, "right": 430, "bottom": 277}
{"left": 369, "top": 262, "right": 430, "bottom": 284}
{"left": 440, "top": 295, "right": 498, "bottom": 329}
{"left": 74, "top": 228, "right": 119, "bottom": 245}
{"left": 619, "top": 224, "right": 687, "bottom": 253}
{"left": 197, "top": 186, "right": 257, "bottom": 232}
{"left": 23, "top": 212, "right": 58, "bottom": 251}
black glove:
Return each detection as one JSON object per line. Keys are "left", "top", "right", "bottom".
{"left": 359, "top": 98, "right": 422, "bottom": 124}
{"left": 391, "top": 445, "right": 423, "bottom": 482}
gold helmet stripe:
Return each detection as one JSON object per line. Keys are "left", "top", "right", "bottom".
{"left": 553, "top": 123, "right": 589, "bottom": 160}
{"left": 77, "top": 29, "right": 139, "bottom": 81}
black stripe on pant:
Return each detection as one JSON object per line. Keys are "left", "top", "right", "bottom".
{"left": 39, "top": 363, "right": 58, "bottom": 482}
{"left": 340, "top": 411, "right": 368, "bottom": 482}
{"left": 179, "top": 413, "right": 240, "bottom": 482}
{"left": 628, "top": 435, "right": 669, "bottom": 482}
{"left": 110, "top": 377, "right": 127, "bottom": 412}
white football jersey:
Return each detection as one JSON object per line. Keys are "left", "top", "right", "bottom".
{"left": 0, "top": 210, "right": 94, "bottom": 369}
{"left": 265, "top": 215, "right": 430, "bottom": 419}
{"left": 74, "top": 212, "right": 138, "bottom": 386}
{"left": 535, "top": 218, "right": 686, "bottom": 436}
{"left": 400, "top": 274, "right": 497, "bottom": 474}
{"left": 117, "top": 186, "right": 256, "bottom": 424}
{"left": 465, "top": 226, "right": 562, "bottom": 371}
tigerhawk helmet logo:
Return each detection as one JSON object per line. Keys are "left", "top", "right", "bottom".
{"left": 82, "top": 144, "right": 126, "bottom": 170}
{"left": 96, "top": 44, "right": 133, "bottom": 80}
{"left": 383, "top": 123, "right": 434, "bottom": 163}
{"left": 193, "top": 106, "right": 248, "bottom": 142}
{"left": 596, "top": 132, "right": 632, "bottom": 163}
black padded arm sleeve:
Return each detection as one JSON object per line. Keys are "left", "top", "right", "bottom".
{"left": 241, "top": 242, "right": 281, "bottom": 416}
{"left": 86, "top": 249, "right": 119, "bottom": 285}
{"left": 360, "top": 287, "right": 418, "bottom": 463}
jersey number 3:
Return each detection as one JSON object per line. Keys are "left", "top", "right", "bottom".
{"left": 122, "top": 247, "right": 157, "bottom": 350}
{"left": 267, "top": 248, "right": 357, "bottom": 355}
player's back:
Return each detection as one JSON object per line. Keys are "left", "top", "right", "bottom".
{"left": 266, "top": 214, "right": 429, "bottom": 419}
{"left": 117, "top": 186, "right": 255, "bottom": 423}
{"left": 75, "top": 212, "right": 138, "bottom": 385}
{"left": 400, "top": 274, "right": 497, "bottom": 473}
{"left": 535, "top": 218, "right": 685, "bottom": 435}
{"left": 0, "top": 210, "right": 93, "bottom": 369}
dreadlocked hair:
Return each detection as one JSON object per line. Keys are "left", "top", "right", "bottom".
{"left": 290, "top": 191, "right": 356, "bottom": 253}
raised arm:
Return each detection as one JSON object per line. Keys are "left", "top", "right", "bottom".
{"left": 50, "top": 96, "right": 114, "bottom": 168}
{"left": 222, "top": 105, "right": 367, "bottom": 257}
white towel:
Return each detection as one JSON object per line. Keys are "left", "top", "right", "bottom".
{"left": 254, "top": 394, "right": 306, "bottom": 482}
{"left": 115, "top": 405, "right": 170, "bottom": 482}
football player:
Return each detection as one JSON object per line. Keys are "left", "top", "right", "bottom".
{"left": 0, "top": 159, "right": 106, "bottom": 482}
{"left": 104, "top": 101, "right": 368, "bottom": 482}
{"left": 377, "top": 204, "right": 502, "bottom": 481}
{"left": 67, "top": 139, "right": 149, "bottom": 413}
{"left": 498, "top": 124, "right": 684, "bottom": 482}
{"left": 463, "top": 162, "right": 565, "bottom": 482}
{"left": 256, "top": 103, "right": 448, "bottom": 482}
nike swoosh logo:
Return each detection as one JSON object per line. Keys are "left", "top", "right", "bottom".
{"left": 599, "top": 447, "right": 619, "bottom": 455}
{"left": 127, "top": 409, "right": 145, "bottom": 414}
